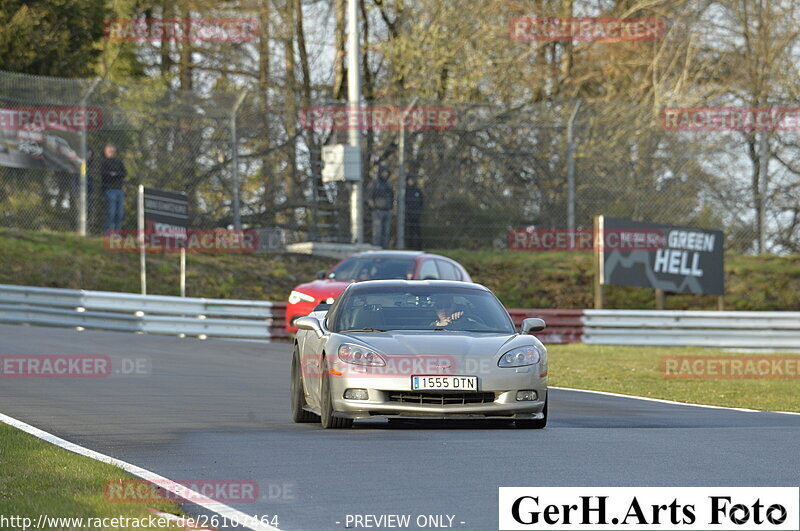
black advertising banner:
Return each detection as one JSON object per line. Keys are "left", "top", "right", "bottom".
{"left": 143, "top": 187, "right": 188, "bottom": 236}
{"left": 600, "top": 216, "right": 725, "bottom": 296}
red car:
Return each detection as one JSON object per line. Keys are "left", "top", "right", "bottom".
{"left": 285, "top": 251, "right": 472, "bottom": 333}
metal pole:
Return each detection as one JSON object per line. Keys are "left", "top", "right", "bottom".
{"left": 593, "top": 215, "right": 604, "bottom": 309}
{"left": 231, "top": 91, "right": 248, "bottom": 231}
{"left": 397, "top": 97, "right": 419, "bottom": 249}
{"left": 138, "top": 185, "right": 146, "bottom": 295}
{"left": 566, "top": 100, "right": 581, "bottom": 232}
{"left": 757, "top": 129, "right": 768, "bottom": 253}
{"left": 79, "top": 77, "right": 102, "bottom": 236}
{"left": 397, "top": 127, "right": 406, "bottom": 249}
{"left": 347, "top": 0, "right": 363, "bottom": 243}
{"left": 180, "top": 247, "right": 186, "bottom": 297}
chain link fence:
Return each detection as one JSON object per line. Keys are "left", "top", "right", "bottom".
{"left": 0, "top": 69, "right": 790, "bottom": 253}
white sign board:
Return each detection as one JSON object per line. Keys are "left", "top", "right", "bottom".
{"left": 321, "top": 145, "right": 361, "bottom": 182}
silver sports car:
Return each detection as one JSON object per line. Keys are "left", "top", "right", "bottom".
{"left": 291, "top": 280, "right": 548, "bottom": 429}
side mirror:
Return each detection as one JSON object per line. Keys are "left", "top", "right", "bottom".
{"left": 521, "top": 318, "right": 546, "bottom": 334}
{"left": 316, "top": 270, "right": 328, "bottom": 279}
{"left": 312, "top": 303, "right": 331, "bottom": 312}
{"left": 295, "top": 316, "right": 324, "bottom": 338}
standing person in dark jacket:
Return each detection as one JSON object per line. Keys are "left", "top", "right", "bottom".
{"left": 368, "top": 166, "right": 394, "bottom": 248}
{"left": 101, "top": 143, "right": 127, "bottom": 231}
{"left": 404, "top": 173, "right": 424, "bottom": 250}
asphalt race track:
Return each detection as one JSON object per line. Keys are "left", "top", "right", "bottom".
{"left": 1, "top": 323, "right": 799, "bottom": 530}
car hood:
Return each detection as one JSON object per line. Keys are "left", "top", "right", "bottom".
{"left": 293, "top": 279, "right": 352, "bottom": 300}
{"left": 340, "top": 331, "right": 524, "bottom": 357}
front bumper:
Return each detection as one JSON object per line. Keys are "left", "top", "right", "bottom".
{"left": 328, "top": 370, "right": 547, "bottom": 420}
{"left": 335, "top": 397, "right": 546, "bottom": 420}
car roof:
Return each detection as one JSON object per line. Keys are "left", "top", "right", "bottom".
{"left": 352, "top": 250, "right": 454, "bottom": 260}
{"left": 345, "top": 279, "right": 489, "bottom": 292}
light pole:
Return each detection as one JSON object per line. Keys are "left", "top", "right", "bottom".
{"left": 231, "top": 90, "right": 248, "bottom": 231}
{"left": 347, "top": 0, "right": 363, "bottom": 243}
{"left": 396, "top": 96, "right": 419, "bottom": 248}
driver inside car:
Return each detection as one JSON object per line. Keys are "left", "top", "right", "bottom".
{"left": 430, "top": 294, "right": 478, "bottom": 329}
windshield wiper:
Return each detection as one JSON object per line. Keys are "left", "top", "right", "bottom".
{"left": 339, "top": 328, "right": 389, "bottom": 333}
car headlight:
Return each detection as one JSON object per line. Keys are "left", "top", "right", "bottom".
{"left": 498, "top": 345, "right": 543, "bottom": 367}
{"left": 338, "top": 344, "right": 386, "bottom": 366}
{"left": 288, "top": 290, "right": 315, "bottom": 305}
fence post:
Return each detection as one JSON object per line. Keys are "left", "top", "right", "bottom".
{"left": 593, "top": 214, "right": 604, "bottom": 309}
{"left": 78, "top": 77, "right": 102, "bottom": 236}
{"left": 757, "top": 129, "right": 768, "bottom": 253}
{"left": 231, "top": 91, "right": 248, "bottom": 231}
{"left": 566, "top": 100, "right": 582, "bottom": 232}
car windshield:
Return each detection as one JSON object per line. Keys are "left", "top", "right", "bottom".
{"left": 331, "top": 286, "right": 515, "bottom": 334}
{"left": 328, "top": 256, "right": 415, "bottom": 281}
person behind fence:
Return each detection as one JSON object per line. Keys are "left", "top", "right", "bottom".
{"left": 101, "top": 143, "right": 127, "bottom": 231}
{"left": 404, "top": 173, "right": 424, "bottom": 250}
{"left": 368, "top": 165, "right": 394, "bottom": 248}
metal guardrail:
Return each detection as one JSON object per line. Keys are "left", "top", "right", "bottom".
{"left": 3, "top": 284, "right": 799, "bottom": 348}
{"left": 583, "top": 310, "right": 800, "bottom": 349}
{"left": 0, "top": 284, "right": 286, "bottom": 341}
{"left": 508, "top": 309, "right": 583, "bottom": 344}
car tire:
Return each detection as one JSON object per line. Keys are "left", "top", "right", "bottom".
{"left": 320, "top": 358, "right": 353, "bottom": 429}
{"left": 515, "top": 398, "right": 547, "bottom": 429}
{"left": 291, "top": 348, "right": 318, "bottom": 423}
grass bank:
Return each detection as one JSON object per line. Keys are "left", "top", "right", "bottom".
{"left": 0, "top": 422, "right": 185, "bottom": 530}
{"left": 548, "top": 344, "right": 800, "bottom": 412}
{"left": 1, "top": 228, "right": 799, "bottom": 310}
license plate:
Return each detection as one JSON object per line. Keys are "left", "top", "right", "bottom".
{"left": 411, "top": 375, "right": 478, "bottom": 391}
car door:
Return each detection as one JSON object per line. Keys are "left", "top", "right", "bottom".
{"left": 302, "top": 320, "right": 330, "bottom": 409}
{"left": 295, "top": 328, "right": 317, "bottom": 407}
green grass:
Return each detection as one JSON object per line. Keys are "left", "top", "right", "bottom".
{"left": 1, "top": 228, "right": 799, "bottom": 310}
{"left": 0, "top": 423, "right": 184, "bottom": 529}
{"left": 0, "top": 228, "right": 332, "bottom": 301}
{"left": 548, "top": 344, "right": 800, "bottom": 412}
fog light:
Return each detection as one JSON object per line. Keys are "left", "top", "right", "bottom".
{"left": 516, "top": 390, "right": 537, "bottom": 401}
{"left": 344, "top": 388, "right": 369, "bottom": 400}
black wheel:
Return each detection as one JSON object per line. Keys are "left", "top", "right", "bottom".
{"left": 320, "top": 358, "right": 353, "bottom": 429}
{"left": 515, "top": 397, "right": 547, "bottom": 429}
{"left": 291, "top": 348, "right": 317, "bottom": 423}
